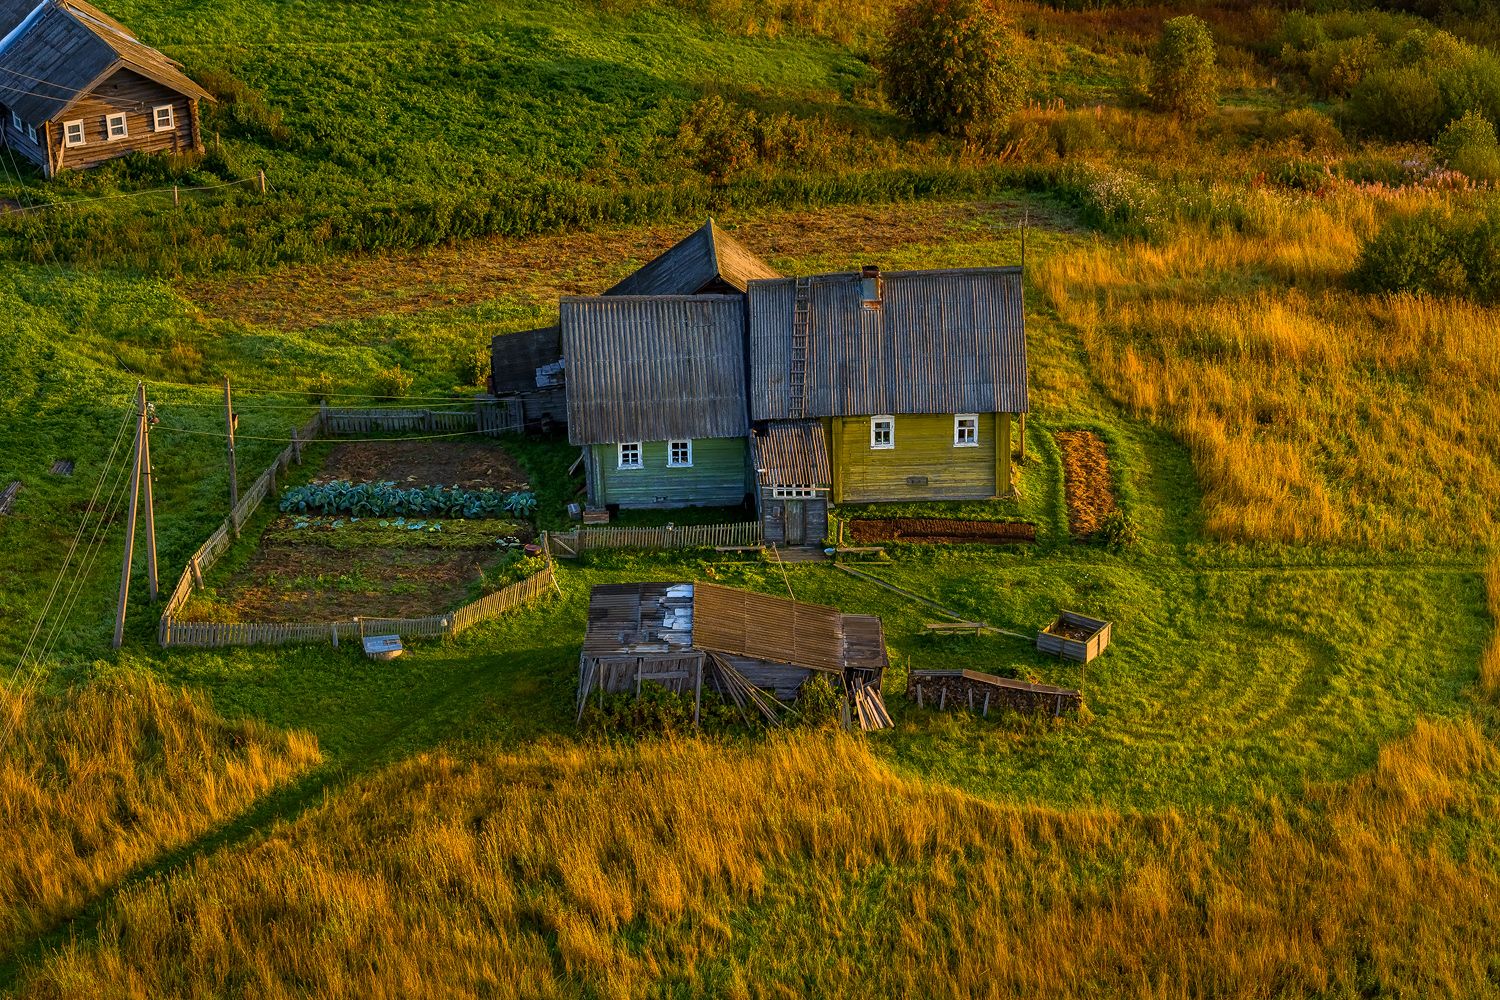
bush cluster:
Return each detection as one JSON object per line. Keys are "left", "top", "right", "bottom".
{"left": 1352, "top": 206, "right": 1500, "bottom": 303}
{"left": 1149, "top": 16, "right": 1218, "bottom": 120}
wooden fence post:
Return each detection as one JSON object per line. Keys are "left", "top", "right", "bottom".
{"left": 258, "top": 169, "right": 267, "bottom": 194}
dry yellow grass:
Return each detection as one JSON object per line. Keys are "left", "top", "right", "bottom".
{"left": 1038, "top": 188, "right": 1500, "bottom": 548}
{"left": 0, "top": 674, "right": 320, "bottom": 950}
{"left": 18, "top": 720, "right": 1500, "bottom": 999}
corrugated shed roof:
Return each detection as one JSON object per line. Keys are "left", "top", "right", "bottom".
{"left": 583, "top": 582, "right": 886, "bottom": 677}
{"left": 692, "top": 582, "right": 846, "bottom": 673}
{"left": 751, "top": 420, "right": 830, "bottom": 487}
{"left": 747, "top": 267, "right": 1029, "bottom": 420}
{"left": 605, "top": 219, "right": 780, "bottom": 296}
{"left": 0, "top": 0, "right": 210, "bottom": 123}
{"left": 561, "top": 294, "right": 749, "bottom": 445}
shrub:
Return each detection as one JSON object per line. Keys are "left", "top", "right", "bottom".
{"left": 1269, "top": 159, "right": 1335, "bottom": 193}
{"left": 372, "top": 364, "right": 413, "bottom": 400}
{"left": 1095, "top": 509, "right": 1140, "bottom": 548}
{"left": 1344, "top": 67, "right": 1446, "bottom": 141}
{"left": 1149, "top": 15, "right": 1217, "bottom": 120}
{"left": 795, "top": 674, "right": 843, "bottom": 728}
{"left": 1352, "top": 207, "right": 1500, "bottom": 303}
{"left": 1263, "top": 108, "right": 1344, "bottom": 153}
{"left": 1435, "top": 110, "right": 1500, "bottom": 183}
{"left": 879, "top": 0, "right": 1030, "bottom": 140}
{"left": 1057, "top": 163, "right": 1164, "bottom": 240}
{"left": 306, "top": 370, "right": 337, "bottom": 403}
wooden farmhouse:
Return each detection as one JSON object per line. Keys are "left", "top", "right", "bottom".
{"left": 0, "top": 0, "right": 211, "bottom": 176}
{"left": 576, "top": 581, "right": 891, "bottom": 729}
{"left": 562, "top": 294, "right": 753, "bottom": 510}
{"left": 488, "top": 220, "right": 779, "bottom": 431}
{"left": 747, "top": 265, "right": 1029, "bottom": 544}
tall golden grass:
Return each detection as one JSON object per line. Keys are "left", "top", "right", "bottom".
{"left": 1482, "top": 559, "right": 1500, "bottom": 698}
{"left": 0, "top": 674, "right": 320, "bottom": 951}
{"left": 19, "top": 720, "right": 1500, "bottom": 998}
{"left": 1038, "top": 188, "right": 1500, "bottom": 548}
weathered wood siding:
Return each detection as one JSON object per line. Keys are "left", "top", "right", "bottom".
{"left": 760, "top": 492, "right": 828, "bottom": 547}
{"left": 590, "top": 437, "right": 750, "bottom": 509}
{"left": 51, "top": 69, "right": 200, "bottom": 173}
{"left": 832, "top": 413, "right": 1011, "bottom": 503}
{"left": 0, "top": 105, "right": 47, "bottom": 169}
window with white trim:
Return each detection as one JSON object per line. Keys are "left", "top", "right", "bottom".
{"left": 25, "top": 122, "right": 36, "bottom": 143}
{"left": 105, "top": 112, "right": 127, "bottom": 140}
{"left": 954, "top": 413, "right": 979, "bottom": 447}
{"left": 870, "top": 415, "right": 894, "bottom": 450}
{"left": 617, "top": 442, "right": 642, "bottom": 469}
{"left": 152, "top": 104, "right": 174, "bottom": 131}
{"left": 667, "top": 439, "right": 692, "bottom": 468}
{"left": 63, "top": 120, "right": 84, "bottom": 147}
{"left": 8, "top": 111, "right": 19, "bottom": 132}
{"left": 771, "top": 486, "right": 820, "bottom": 499}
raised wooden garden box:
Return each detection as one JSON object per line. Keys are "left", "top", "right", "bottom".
{"left": 1037, "top": 611, "right": 1111, "bottom": 663}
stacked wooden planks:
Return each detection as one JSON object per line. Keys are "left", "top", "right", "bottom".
{"left": 909, "top": 668, "right": 1081, "bottom": 718}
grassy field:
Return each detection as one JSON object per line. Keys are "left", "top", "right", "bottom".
{"left": 3, "top": 0, "right": 1500, "bottom": 994}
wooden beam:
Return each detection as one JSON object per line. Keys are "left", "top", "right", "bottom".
{"left": 829, "top": 417, "right": 843, "bottom": 505}
{"left": 1017, "top": 412, "right": 1027, "bottom": 464}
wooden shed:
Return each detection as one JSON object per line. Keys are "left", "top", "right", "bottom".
{"left": 0, "top": 0, "right": 212, "bottom": 176}
{"left": 751, "top": 420, "right": 831, "bottom": 547}
{"left": 747, "top": 267, "right": 1029, "bottom": 504}
{"left": 576, "top": 581, "right": 890, "bottom": 729}
{"left": 487, "top": 324, "right": 567, "bottom": 429}
{"left": 561, "top": 295, "right": 753, "bottom": 511}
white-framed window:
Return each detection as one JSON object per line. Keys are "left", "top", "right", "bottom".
{"left": 954, "top": 413, "right": 979, "bottom": 447}
{"left": 617, "top": 442, "right": 643, "bottom": 469}
{"left": 25, "top": 122, "right": 36, "bottom": 143}
{"left": 870, "top": 415, "right": 894, "bottom": 450}
{"left": 8, "top": 111, "right": 19, "bottom": 132}
{"left": 667, "top": 439, "right": 693, "bottom": 468}
{"left": 63, "top": 120, "right": 85, "bottom": 147}
{"left": 771, "top": 486, "right": 820, "bottom": 499}
{"left": 105, "top": 112, "right": 127, "bottom": 140}
{"left": 152, "top": 104, "right": 174, "bottom": 131}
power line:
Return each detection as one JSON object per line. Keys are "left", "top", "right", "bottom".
{"left": 1, "top": 176, "right": 262, "bottom": 215}
{"left": 154, "top": 424, "right": 492, "bottom": 444}
{"left": 117, "top": 373, "right": 494, "bottom": 404}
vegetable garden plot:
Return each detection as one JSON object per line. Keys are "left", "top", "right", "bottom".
{"left": 1055, "top": 430, "right": 1119, "bottom": 538}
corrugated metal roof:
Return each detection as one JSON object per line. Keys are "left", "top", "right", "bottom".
{"left": 605, "top": 219, "right": 780, "bottom": 296}
{"left": 751, "top": 420, "right": 830, "bottom": 487}
{"left": 583, "top": 582, "right": 886, "bottom": 677}
{"left": 561, "top": 294, "right": 749, "bottom": 445}
{"left": 748, "top": 267, "right": 1028, "bottom": 420}
{"left": 0, "top": 0, "right": 210, "bottom": 123}
{"left": 692, "top": 582, "right": 846, "bottom": 673}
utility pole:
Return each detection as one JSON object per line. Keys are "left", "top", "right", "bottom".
{"left": 113, "top": 383, "right": 157, "bottom": 649}
{"left": 225, "top": 376, "right": 238, "bottom": 535}
{"left": 141, "top": 395, "right": 158, "bottom": 602}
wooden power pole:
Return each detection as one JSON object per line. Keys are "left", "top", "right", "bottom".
{"left": 225, "top": 376, "right": 238, "bottom": 535}
{"left": 113, "top": 383, "right": 159, "bottom": 650}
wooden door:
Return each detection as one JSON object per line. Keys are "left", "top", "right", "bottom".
{"left": 785, "top": 500, "right": 806, "bottom": 545}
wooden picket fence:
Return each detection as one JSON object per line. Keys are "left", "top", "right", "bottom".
{"left": 157, "top": 400, "right": 537, "bottom": 649}
{"left": 546, "top": 521, "right": 763, "bottom": 558}
{"left": 159, "top": 560, "right": 556, "bottom": 649}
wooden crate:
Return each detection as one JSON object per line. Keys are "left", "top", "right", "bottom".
{"left": 1037, "top": 611, "right": 1112, "bottom": 663}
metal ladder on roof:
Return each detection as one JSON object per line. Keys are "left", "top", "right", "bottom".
{"left": 788, "top": 277, "right": 811, "bottom": 420}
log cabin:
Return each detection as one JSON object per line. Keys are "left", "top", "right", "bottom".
{"left": 0, "top": 0, "right": 211, "bottom": 177}
{"left": 561, "top": 294, "right": 754, "bottom": 511}
{"left": 747, "top": 265, "right": 1029, "bottom": 541}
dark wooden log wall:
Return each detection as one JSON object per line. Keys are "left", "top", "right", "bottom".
{"left": 51, "top": 68, "right": 201, "bottom": 173}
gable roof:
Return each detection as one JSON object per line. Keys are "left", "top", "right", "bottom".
{"left": 560, "top": 294, "right": 749, "bottom": 445}
{"left": 0, "top": 0, "right": 210, "bottom": 123}
{"left": 605, "top": 219, "right": 780, "bottom": 296}
{"left": 581, "top": 582, "right": 885, "bottom": 677}
{"left": 747, "top": 267, "right": 1029, "bottom": 420}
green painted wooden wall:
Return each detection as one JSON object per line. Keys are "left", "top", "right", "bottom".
{"left": 830, "top": 413, "right": 1011, "bottom": 503}
{"left": 591, "top": 437, "right": 750, "bottom": 509}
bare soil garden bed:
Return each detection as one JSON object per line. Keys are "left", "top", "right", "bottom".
{"left": 180, "top": 542, "right": 508, "bottom": 623}
{"left": 1055, "top": 430, "right": 1118, "bottom": 538}
{"left": 848, "top": 518, "right": 1036, "bottom": 545}
{"left": 317, "top": 441, "right": 529, "bottom": 491}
